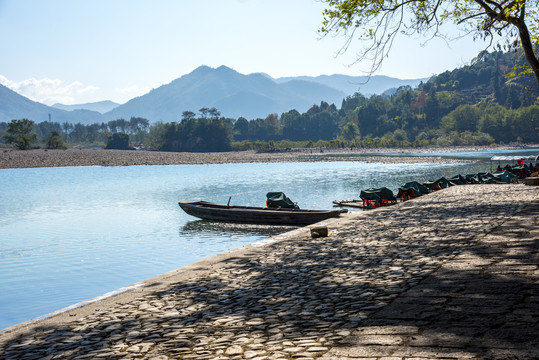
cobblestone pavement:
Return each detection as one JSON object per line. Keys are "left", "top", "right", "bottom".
{"left": 1, "top": 184, "right": 537, "bottom": 360}
{"left": 321, "top": 187, "right": 539, "bottom": 359}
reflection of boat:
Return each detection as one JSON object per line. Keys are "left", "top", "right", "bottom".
{"left": 182, "top": 220, "right": 295, "bottom": 235}
{"left": 179, "top": 201, "right": 347, "bottom": 225}
{"left": 332, "top": 199, "right": 364, "bottom": 208}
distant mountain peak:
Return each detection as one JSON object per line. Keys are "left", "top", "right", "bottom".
{"left": 191, "top": 65, "right": 236, "bottom": 74}
{"left": 216, "top": 65, "right": 234, "bottom": 72}
{"left": 190, "top": 65, "right": 213, "bottom": 75}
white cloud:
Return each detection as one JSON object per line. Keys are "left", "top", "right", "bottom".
{"left": 0, "top": 74, "right": 16, "bottom": 89}
{"left": 0, "top": 75, "right": 100, "bottom": 105}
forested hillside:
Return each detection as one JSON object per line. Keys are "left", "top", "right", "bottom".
{"left": 1, "top": 51, "right": 537, "bottom": 151}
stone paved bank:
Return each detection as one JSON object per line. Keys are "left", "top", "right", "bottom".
{"left": 1, "top": 184, "right": 537, "bottom": 359}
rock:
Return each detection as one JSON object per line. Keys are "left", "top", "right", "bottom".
{"left": 225, "top": 345, "right": 243, "bottom": 355}
{"left": 310, "top": 226, "right": 328, "bottom": 238}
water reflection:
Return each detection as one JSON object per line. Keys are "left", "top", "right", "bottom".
{"left": 181, "top": 220, "right": 296, "bottom": 237}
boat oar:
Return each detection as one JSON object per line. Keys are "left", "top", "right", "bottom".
{"left": 227, "top": 196, "right": 231, "bottom": 207}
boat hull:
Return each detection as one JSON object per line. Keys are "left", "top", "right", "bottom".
{"left": 179, "top": 201, "right": 345, "bottom": 225}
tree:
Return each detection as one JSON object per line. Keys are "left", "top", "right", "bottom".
{"left": 424, "top": 88, "right": 441, "bottom": 125}
{"left": 492, "top": 53, "right": 506, "bottom": 104}
{"left": 410, "top": 91, "right": 427, "bottom": 114}
{"left": 71, "top": 123, "right": 88, "bottom": 143}
{"left": 356, "top": 96, "right": 389, "bottom": 136}
{"left": 181, "top": 111, "right": 196, "bottom": 122}
{"left": 108, "top": 119, "right": 128, "bottom": 133}
{"left": 198, "top": 107, "right": 210, "bottom": 119}
{"left": 3, "top": 118, "right": 38, "bottom": 150}
{"left": 505, "top": 84, "right": 522, "bottom": 108}
{"left": 207, "top": 107, "right": 221, "bottom": 120}
{"left": 264, "top": 114, "right": 281, "bottom": 139}
{"left": 105, "top": 133, "right": 132, "bottom": 150}
{"left": 342, "top": 121, "right": 360, "bottom": 140}
{"left": 441, "top": 104, "right": 481, "bottom": 132}
{"left": 308, "top": 111, "right": 339, "bottom": 140}
{"left": 392, "top": 128, "right": 409, "bottom": 145}
{"left": 511, "top": 104, "right": 539, "bottom": 142}
{"left": 233, "top": 117, "right": 249, "bottom": 139}
{"left": 128, "top": 117, "right": 150, "bottom": 134}
{"left": 320, "top": 1, "right": 539, "bottom": 86}
{"left": 44, "top": 130, "right": 67, "bottom": 149}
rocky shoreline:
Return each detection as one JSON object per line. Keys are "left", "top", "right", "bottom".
{"left": 1, "top": 145, "right": 534, "bottom": 169}
{"left": 1, "top": 184, "right": 537, "bottom": 359}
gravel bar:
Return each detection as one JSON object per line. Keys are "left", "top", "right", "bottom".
{"left": 0, "top": 148, "right": 477, "bottom": 169}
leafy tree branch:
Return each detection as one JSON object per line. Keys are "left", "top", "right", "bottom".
{"left": 320, "top": 0, "right": 539, "bottom": 86}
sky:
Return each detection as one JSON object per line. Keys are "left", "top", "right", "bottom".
{"left": 0, "top": 0, "right": 491, "bottom": 106}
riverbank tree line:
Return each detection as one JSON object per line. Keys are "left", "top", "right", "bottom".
{"left": 1, "top": 52, "right": 538, "bottom": 151}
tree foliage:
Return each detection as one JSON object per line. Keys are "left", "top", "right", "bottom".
{"left": 150, "top": 110, "right": 233, "bottom": 152}
{"left": 320, "top": 0, "right": 539, "bottom": 85}
{"left": 3, "top": 118, "right": 38, "bottom": 150}
{"left": 44, "top": 130, "right": 67, "bottom": 149}
{"left": 105, "top": 133, "right": 133, "bottom": 150}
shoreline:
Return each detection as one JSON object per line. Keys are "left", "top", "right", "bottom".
{"left": 1, "top": 145, "right": 537, "bottom": 169}
{"left": 1, "top": 184, "right": 538, "bottom": 359}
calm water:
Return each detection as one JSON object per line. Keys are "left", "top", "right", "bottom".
{"left": 0, "top": 150, "right": 536, "bottom": 330}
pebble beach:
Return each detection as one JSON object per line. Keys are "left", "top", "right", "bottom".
{"left": 2, "top": 144, "right": 537, "bottom": 169}
{"left": 0, "top": 147, "right": 474, "bottom": 169}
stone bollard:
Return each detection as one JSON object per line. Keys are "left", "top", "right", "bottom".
{"left": 310, "top": 225, "right": 328, "bottom": 238}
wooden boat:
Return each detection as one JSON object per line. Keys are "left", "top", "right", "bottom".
{"left": 332, "top": 199, "right": 364, "bottom": 208}
{"left": 333, "top": 197, "right": 400, "bottom": 209}
{"left": 178, "top": 201, "right": 347, "bottom": 225}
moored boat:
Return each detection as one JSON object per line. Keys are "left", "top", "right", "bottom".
{"left": 332, "top": 199, "right": 364, "bottom": 208}
{"left": 178, "top": 201, "right": 347, "bottom": 225}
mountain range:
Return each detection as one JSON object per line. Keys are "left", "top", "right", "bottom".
{"left": 0, "top": 65, "right": 427, "bottom": 124}
{"left": 52, "top": 100, "right": 119, "bottom": 114}
{"left": 272, "top": 74, "right": 427, "bottom": 97}
{"left": 0, "top": 84, "right": 103, "bottom": 124}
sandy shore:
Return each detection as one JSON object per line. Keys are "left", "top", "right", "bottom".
{"left": 1, "top": 184, "right": 538, "bottom": 359}
{"left": 2, "top": 145, "right": 533, "bottom": 169}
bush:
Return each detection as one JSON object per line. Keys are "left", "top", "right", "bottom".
{"left": 105, "top": 133, "right": 134, "bottom": 150}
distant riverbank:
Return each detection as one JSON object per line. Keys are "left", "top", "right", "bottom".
{"left": 0, "top": 145, "right": 535, "bottom": 169}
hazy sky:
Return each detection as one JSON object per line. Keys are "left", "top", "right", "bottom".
{"left": 0, "top": 0, "right": 489, "bottom": 105}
